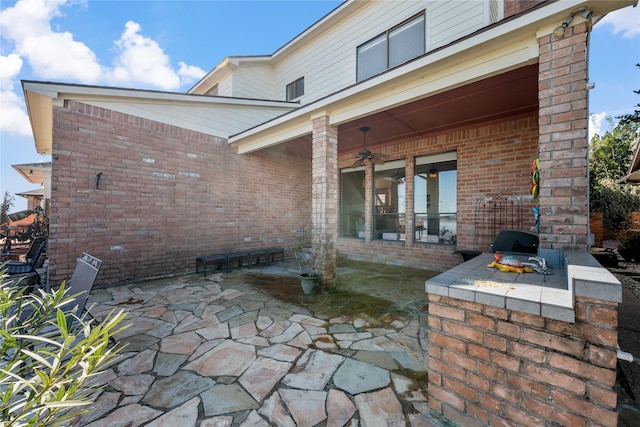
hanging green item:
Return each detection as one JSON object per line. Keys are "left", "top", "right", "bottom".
{"left": 530, "top": 158, "right": 540, "bottom": 201}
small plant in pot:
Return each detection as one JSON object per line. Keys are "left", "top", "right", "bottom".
{"left": 292, "top": 226, "right": 333, "bottom": 294}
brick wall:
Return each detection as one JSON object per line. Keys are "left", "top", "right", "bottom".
{"left": 427, "top": 294, "right": 619, "bottom": 426}
{"left": 336, "top": 115, "right": 539, "bottom": 272}
{"left": 631, "top": 212, "right": 640, "bottom": 229}
{"left": 49, "top": 101, "right": 311, "bottom": 285}
{"left": 503, "top": 0, "right": 546, "bottom": 19}
{"left": 538, "top": 23, "right": 590, "bottom": 251}
{"left": 590, "top": 212, "right": 604, "bottom": 248}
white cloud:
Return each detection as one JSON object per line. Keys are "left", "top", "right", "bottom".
{"left": 0, "top": 0, "right": 206, "bottom": 136}
{"left": 0, "top": 0, "right": 103, "bottom": 83}
{"left": 178, "top": 62, "right": 207, "bottom": 86}
{"left": 598, "top": 5, "right": 640, "bottom": 38}
{"left": 109, "top": 21, "right": 182, "bottom": 90}
{"left": 0, "top": 54, "right": 31, "bottom": 136}
{"left": 0, "top": 0, "right": 205, "bottom": 90}
{"left": 590, "top": 112, "right": 606, "bottom": 142}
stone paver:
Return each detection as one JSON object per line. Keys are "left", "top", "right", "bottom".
{"left": 333, "top": 358, "right": 390, "bottom": 395}
{"left": 76, "top": 265, "right": 437, "bottom": 426}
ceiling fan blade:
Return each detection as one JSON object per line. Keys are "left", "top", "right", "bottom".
{"left": 371, "top": 157, "right": 385, "bottom": 165}
{"left": 373, "top": 153, "right": 391, "bottom": 160}
{"left": 352, "top": 158, "right": 365, "bottom": 167}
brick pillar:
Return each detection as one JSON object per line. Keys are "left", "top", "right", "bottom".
{"left": 538, "top": 22, "right": 590, "bottom": 251}
{"left": 312, "top": 115, "right": 338, "bottom": 288}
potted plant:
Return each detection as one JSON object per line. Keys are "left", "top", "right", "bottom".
{"left": 292, "top": 225, "right": 333, "bottom": 294}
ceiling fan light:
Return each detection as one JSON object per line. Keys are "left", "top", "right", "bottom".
{"left": 428, "top": 167, "right": 438, "bottom": 178}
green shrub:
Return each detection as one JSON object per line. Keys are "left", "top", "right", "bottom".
{"left": 618, "top": 230, "right": 640, "bottom": 262}
{"left": 590, "top": 178, "right": 640, "bottom": 231}
{"left": 0, "top": 273, "right": 127, "bottom": 426}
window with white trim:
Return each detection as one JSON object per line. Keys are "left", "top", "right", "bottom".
{"left": 414, "top": 152, "right": 457, "bottom": 245}
{"left": 339, "top": 167, "right": 366, "bottom": 238}
{"left": 286, "top": 77, "right": 305, "bottom": 101}
{"left": 373, "top": 160, "right": 406, "bottom": 241}
{"left": 357, "top": 13, "right": 425, "bottom": 82}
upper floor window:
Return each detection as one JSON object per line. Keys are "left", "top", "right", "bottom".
{"left": 286, "top": 77, "right": 305, "bottom": 101}
{"left": 357, "top": 13, "right": 425, "bottom": 82}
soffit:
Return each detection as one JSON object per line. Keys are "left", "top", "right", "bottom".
{"left": 264, "top": 64, "right": 538, "bottom": 159}
{"left": 12, "top": 162, "right": 51, "bottom": 185}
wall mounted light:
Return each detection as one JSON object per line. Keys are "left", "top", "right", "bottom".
{"left": 554, "top": 7, "right": 593, "bottom": 38}
{"left": 96, "top": 172, "right": 103, "bottom": 189}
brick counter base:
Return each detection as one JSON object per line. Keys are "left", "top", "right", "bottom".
{"left": 427, "top": 294, "right": 619, "bottom": 426}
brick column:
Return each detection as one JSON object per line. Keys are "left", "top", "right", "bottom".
{"left": 537, "top": 22, "right": 590, "bottom": 251}
{"left": 427, "top": 293, "right": 619, "bottom": 426}
{"left": 312, "top": 115, "right": 338, "bottom": 288}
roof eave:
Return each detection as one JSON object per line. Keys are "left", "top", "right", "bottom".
{"left": 229, "top": 0, "right": 637, "bottom": 153}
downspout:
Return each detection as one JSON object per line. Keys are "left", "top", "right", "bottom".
{"left": 618, "top": 346, "right": 640, "bottom": 364}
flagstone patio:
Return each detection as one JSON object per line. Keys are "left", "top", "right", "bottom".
{"left": 73, "top": 260, "right": 442, "bottom": 427}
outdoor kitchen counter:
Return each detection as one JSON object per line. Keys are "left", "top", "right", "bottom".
{"left": 426, "top": 250, "right": 621, "bottom": 323}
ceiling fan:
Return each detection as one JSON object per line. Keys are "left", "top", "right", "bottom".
{"left": 352, "top": 126, "right": 390, "bottom": 167}
{"left": 385, "top": 170, "right": 405, "bottom": 184}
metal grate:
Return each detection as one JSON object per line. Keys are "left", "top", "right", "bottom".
{"left": 473, "top": 193, "right": 523, "bottom": 252}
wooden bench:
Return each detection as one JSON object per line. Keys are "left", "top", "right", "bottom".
{"left": 196, "top": 254, "right": 229, "bottom": 276}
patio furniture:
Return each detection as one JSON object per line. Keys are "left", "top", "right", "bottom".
{"left": 248, "top": 247, "right": 285, "bottom": 266}
{"left": 4, "top": 237, "right": 47, "bottom": 277}
{"left": 196, "top": 253, "right": 230, "bottom": 276}
{"left": 227, "top": 251, "right": 251, "bottom": 270}
{"left": 10, "top": 252, "right": 103, "bottom": 327}
{"left": 59, "top": 252, "right": 103, "bottom": 320}
{"left": 490, "top": 229, "right": 539, "bottom": 254}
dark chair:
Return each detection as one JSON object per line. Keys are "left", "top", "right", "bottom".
{"left": 5, "top": 237, "right": 47, "bottom": 276}
{"left": 14, "top": 252, "right": 102, "bottom": 323}
{"left": 58, "top": 252, "right": 103, "bottom": 318}
{"left": 1, "top": 236, "right": 47, "bottom": 262}
{"left": 490, "top": 230, "right": 539, "bottom": 254}
{"left": 4, "top": 253, "right": 109, "bottom": 368}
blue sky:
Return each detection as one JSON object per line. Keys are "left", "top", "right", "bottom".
{"left": 1, "top": 0, "right": 639, "bottom": 212}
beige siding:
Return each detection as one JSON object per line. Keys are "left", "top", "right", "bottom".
{"left": 87, "top": 100, "right": 293, "bottom": 138}
{"left": 216, "top": 69, "right": 234, "bottom": 97}
{"left": 229, "top": 0, "right": 495, "bottom": 103}
{"left": 233, "top": 63, "right": 275, "bottom": 99}
{"left": 429, "top": 1, "right": 486, "bottom": 49}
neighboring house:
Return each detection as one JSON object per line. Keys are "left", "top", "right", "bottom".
{"left": 617, "top": 133, "right": 640, "bottom": 184}
{"left": 12, "top": 162, "right": 51, "bottom": 212}
{"left": 22, "top": 0, "right": 633, "bottom": 286}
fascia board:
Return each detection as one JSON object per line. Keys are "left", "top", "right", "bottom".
{"left": 23, "top": 81, "right": 296, "bottom": 108}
